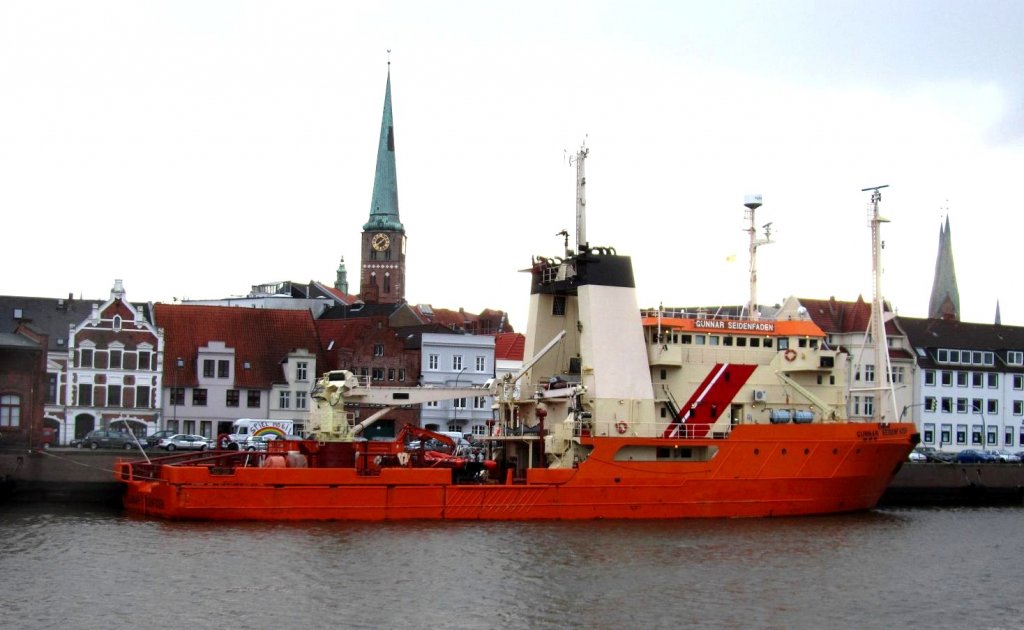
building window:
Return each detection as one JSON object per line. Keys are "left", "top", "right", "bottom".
{"left": 139, "top": 352, "right": 151, "bottom": 370}
{"left": 972, "top": 398, "right": 983, "bottom": 414}
{"left": 226, "top": 390, "right": 240, "bottom": 407}
{"left": 453, "top": 398, "right": 467, "bottom": 409}
{"left": 296, "top": 391, "right": 308, "bottom": 410}
{"left": 473, "top": 396, "right": 487, "bottom": 409}
{"left": 864, "top": 364, "right": 875, "bottom": 383}
{"left": 78, "top": 384, "right": 93, "bottom": 406}
{"left": 279, "top": 391, "right": 290, "bottom": 409}
{"left": 452, "top": 356, "right": 463, "bottom": 371}
{"left": 987, "top": 373, "right": 999, "bottom": 388}
{"left": 956, "top": 424, "right": 967, "bottom": 444}
{"left": 79, "top": 348, "right": 94, "bottom": 368}
{"left": 971, "top": 425, "right": 983, "bottom": 445}
{"left": 0, "top": 394, "right": 20, "bottom": 427}
{"left": 472, "top": 424, "right": 487, "bottom": 436}
{"left": 940, "top": 397, "right": 952, "bottom": 413}
{"left": 956, "top": 371, "right": 967, "bottom": 387}
{"left": 1015, "top": 400, "right": 1024, "bottom": 416}
{"left": 296, "top": 362, "right": 308, "bottom": 381}
{"left": 940, "top": 424, "right": 952, "bottom": 446}
{"left": 972, "top": 372, "right": 983, "bottom": 388}
{"left": 987, "top": 399, "right": 998, "bottom": 414}
{"left": 123, "top": 352, "right": 138, "bottom": 370}
{"left": 924, "top": 397, "right": 937, "bottom": 412}
{"left": 107, "top": 385, "right": 122, "bottom": 407}
{"left": 956, "top": 398, "right": 967, "bottom": 414}
{"left": 203, "top": 360, "right": 215, "bottom": 378}
{"left": 110, "top": 350, "right": 122, "bottom": 369}
{"left": 170, "top": 387, "right": 184, "bottom": 406}
{"left": 1014, "top": 375, "right": 1024, "bottom": 390}
{"left": 428, "top": 354, "right": 439, "bottom": 370}
{"left": 941, "top": 371, "right": 952, "bottom": 386}
{"left": 476, "top": 356, "right": 486, "bottom": 372}
{"left": 923, "top": 423, "right": 935, "bottom": 444}
{"left": 924, "top": 370, "right": 935, "bottom": 386}
{"left": 136, "top": 385, "right": 150, "bottom": 409}
{"left": 398, "top": 368, "right": 406, "bottom": 381}
{"left": 192, "top": 388, "right": 207, "bottom": 406}
{"left": 1008, "top": 351, "right": 1024, "bottom": 366}
{"left": 987, "top": 425, "right": 998, "bottom": 446}
{"left": 374, "top": 344, "right": 384, "bottom": 357}
{"left": 47, "top": 374, "right": 58, "bottom": 404}
{"left": 426, "top": 400, "right": 439, "bottom": 408}
{"left": 247, "top": 390, "right": 261, "bottom": 408}
{"left": 372, "top": 367, "right": 385, "bottom": 381}
{"left": 388, "top": 368, "right": 396, "bottom": 381}
{"left": 218, "top": 360, "right": 230, "bottom": 378}
{"left": 1005, "top": 426, "right": 1015, "bottom": 446}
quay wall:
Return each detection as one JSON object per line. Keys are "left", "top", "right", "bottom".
{"left": 3, "top": 449, "right": 1023, "bottom": 507}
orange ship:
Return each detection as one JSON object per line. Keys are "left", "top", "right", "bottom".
{"left": 117, "top": 150, "right": 917, "bottom": 521}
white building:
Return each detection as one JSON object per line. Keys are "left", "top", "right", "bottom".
{"left": 419, "top": 333, "right": 495, "bottom": 437}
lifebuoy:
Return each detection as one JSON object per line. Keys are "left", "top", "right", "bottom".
{"left": 615, "top": 420, "right": 629, "bottom": 435}
{"left": 784, "top": 349, "right": 797, "bottom": 362}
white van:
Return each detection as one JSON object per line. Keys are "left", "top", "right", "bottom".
{"left": 223, "top": 419, "right": 295, "bottom": 450}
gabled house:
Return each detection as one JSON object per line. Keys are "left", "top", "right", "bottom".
{"left": 155, "top": 303, "right": 320, "bottom": 438}
{"left": 64, "top": 280, "right": 163, "bottom": 441}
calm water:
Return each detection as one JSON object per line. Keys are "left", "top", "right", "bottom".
{"left": 1, "top": 503, "right": 1022, "bottom": 630}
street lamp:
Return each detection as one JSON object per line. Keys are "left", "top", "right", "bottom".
{"left": 975, "top": 404, "right": 987, "bottom": 450}
{"left": 452, "top": 366, "right": 467, "bottom": 429}
{"left": 173, "top": 357, "right": 183, "bottom": 430}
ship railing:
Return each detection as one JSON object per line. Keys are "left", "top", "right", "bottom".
{"left": 571, "top": 420, "right": 732, "bottom": 440}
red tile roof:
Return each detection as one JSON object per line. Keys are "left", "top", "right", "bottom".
{"left": 155, "top": 304, "right": 319, "bottom": 388}
{"left": 797, "top": 296, "right": 898, "bottom": 335}
{"left": 494, "top": 332, "right": 525, "bottom": 361}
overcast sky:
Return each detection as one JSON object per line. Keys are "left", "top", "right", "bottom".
{"left": 3, "top": 1, "right": 1023, "bottom": 332}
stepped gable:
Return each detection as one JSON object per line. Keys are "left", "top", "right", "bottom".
{"left": 155, "top": 303, "right": 319, "bottom": 389}
{"left": 494, "top": 332, "right": 525, "bottom": 361}
{"left": 897, "top": 316, "right": 1024, "bottom": 371}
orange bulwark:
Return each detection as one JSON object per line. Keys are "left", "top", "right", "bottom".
{"left": 117, "top": 422, "right": 916, "bottom": 521}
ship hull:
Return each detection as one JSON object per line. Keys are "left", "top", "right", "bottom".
{"left": 118, "top": 422, "right": 916, "bottom": 521}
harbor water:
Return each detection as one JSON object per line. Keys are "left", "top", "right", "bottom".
{"left": 1, "top": 503, "right": 1022, "bottom": 629}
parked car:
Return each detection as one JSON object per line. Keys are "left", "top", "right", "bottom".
{"left": 244, "top": 435, "right": 276, "bottom": 451}
{"left": 78, "top": 430, "right": 144, "bottom": 450}
{"left": 907, "top": 449, "right": 928, "bottom": 462}
{"left": 989, "top": 450, "right": 1021, "bottom": 463}
{"left": 145, "top": 430, "right": 177, "bottom": 449}
{"left": 956, "top": 449, "right": 995, "bottom": 463}
{"left": 158, "top": 434, "right": 211, "bottom": 451}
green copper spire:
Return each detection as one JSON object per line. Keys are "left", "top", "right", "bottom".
{"left": 363, "top": 68, "right": 404, "bottom": 232}
{"left": 928, "top": 215, "right": 960, "bottom": 320}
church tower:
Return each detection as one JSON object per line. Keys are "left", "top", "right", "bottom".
{"left": 928, "top": 216, "right": 960, "bottom": 320}
{"left": 359, "top": 65, "right": 407, "bottom": 304}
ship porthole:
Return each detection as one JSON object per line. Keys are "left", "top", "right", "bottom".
{"left": 753, "top": 448, "right": 760, "bottom": 456}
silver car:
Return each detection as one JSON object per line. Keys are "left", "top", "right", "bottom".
{"left": 158, "top": 434, "right": 211, "bottom": 451}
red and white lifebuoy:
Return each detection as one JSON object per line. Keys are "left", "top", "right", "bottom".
{"left": 784, "top": 349, "right": 797, "bottom": 362}
{"left": 615, "top": 420, "right": 629, "bottom": 435}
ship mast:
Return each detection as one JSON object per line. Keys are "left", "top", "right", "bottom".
{"left": 744, "top": 194, "right": 772, "bottom": 320}
{"left": 573, "top": 143, "right": 589, "bottom": 251}
{"left": 861, "top": 185, "right": 898, "bottom": 421}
